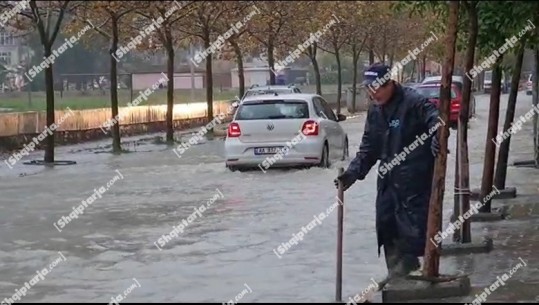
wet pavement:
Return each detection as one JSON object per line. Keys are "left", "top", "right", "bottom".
{"left": 0, "top": 92, "right": 538, "bottom": 302}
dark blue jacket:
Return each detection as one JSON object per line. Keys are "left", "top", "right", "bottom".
{"left": 345, "top": 83, "right": 440, "bottom": 256}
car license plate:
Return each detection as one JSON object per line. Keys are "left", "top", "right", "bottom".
{"left": 254, "top": 147, "right": 282, "bottom": 155}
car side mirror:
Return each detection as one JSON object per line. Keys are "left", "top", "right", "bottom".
{"left": 232, "top": 101, "right": 239, "bottom": 108}
{"left": 337, "top": 114, "right": 347, "bottom": 122}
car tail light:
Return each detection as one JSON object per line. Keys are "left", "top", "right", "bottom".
{"left": 302, "top": 120, "right": 319, "bottom": 136}
{"left": 227, "top": 122, "right": 241, "bottom": 137}
{"left": 450, "top": 100, "right": 460, "bottom": 111}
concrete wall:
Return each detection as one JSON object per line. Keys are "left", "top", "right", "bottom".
{"left": 132, "top": 73, "right": 204, "bottom": 90}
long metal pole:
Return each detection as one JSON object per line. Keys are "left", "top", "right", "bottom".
{"left": 336, "top": 167, "right": 344, "bottom": 302}
{"left": 190, "top": 44, "right": 195, "bottom": 103}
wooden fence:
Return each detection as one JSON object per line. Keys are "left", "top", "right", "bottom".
{"left": 0, "top": 101, "right": 232, "bottom": 137}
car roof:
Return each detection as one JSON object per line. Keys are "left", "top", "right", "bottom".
{"left": 242, "top": 93, "right": 318, "bottom": 103}
{"left": 417, "top": 83, "right": 458, "bottom": 88}
{"left": 422, "top": 76, "right": 463, "bottom": 83}
{"left": 246, "top": 85, "right": 296, "bottom": 91}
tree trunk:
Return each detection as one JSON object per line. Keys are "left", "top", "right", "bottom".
{"left": 165, "top": 34, "right": 175, "bottom": 144}
{"left": 480, "top": 63, "right": 503, "bottom": 213}
{"left": 452, "top": 134, "right": 460, "bottom": 242}
{"left": 381, "top": 33, "right": 387, "bottom": 64}
{"left": 534, "top": 48, "right": 539, "bottom": 166}
{"left": 231, "top": 40, "right": 245, "bottom": 98}
{"left": 456, "top": 1, "right": 477, "bottom": 244}
{"left": 423, "top": 0, "right": 459, "bottom": 278}
{"left": 310, "top": 43, "right": 322, "bottom": 95}
{"left": 110, "top": 18, "right": 121, "bottom": 154}
{"left": 351, "top": 45, "right": 359, "bottom": 113}
{"left": 268, "top": 42, "right": 275, "bottom": 85}
{"left": 335, "top": 48, "right": 342, "bottom": 115}
{"left": 494, "top": 42, "right": 526, "bottom": 188}
{"left": 368, "top": 39, "right": 375, "bottom": 65}
{"left": 44, "top": 44, "right": 55, "bottom": 163}
{"left": 389, "top": 51, "right": 394, "bottom": 68}
{"left": 410, "top": 59, "right": 417, "bottom": 82}
{"left": 204, "top": 32, "right": 214, "bottom": 126}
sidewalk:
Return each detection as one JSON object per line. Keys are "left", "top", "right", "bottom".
{"left": 410, "top": 94, "right": 539, "bottom": 303}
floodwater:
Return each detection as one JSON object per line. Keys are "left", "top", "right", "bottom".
{"left": 0, "top": 93, "right": 536, "bottom": 302}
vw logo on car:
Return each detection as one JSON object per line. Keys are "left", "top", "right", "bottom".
{"left": 267, "top": 123, "right": 274, "bottom": 131}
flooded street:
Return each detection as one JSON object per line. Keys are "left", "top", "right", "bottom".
{"left": 0, "top": 93, "right": 536, "bottom": 302}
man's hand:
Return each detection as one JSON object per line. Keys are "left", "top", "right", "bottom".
{"left": 334, "top": 170, "right": 357, "bottom": 191}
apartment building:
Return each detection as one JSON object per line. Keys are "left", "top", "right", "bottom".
{"left": 0, "top": 28, "right": 23, "bottom": 68}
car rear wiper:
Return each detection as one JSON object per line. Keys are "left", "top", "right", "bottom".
{"left": 267, "top": 115, "right": 286, "bottom": 119}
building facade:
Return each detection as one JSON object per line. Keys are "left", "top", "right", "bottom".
{"left": 0, "top": 29, "right": 23, "bottom": 67}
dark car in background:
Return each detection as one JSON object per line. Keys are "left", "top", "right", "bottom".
{"left": 420, "top": 75, "right": 476, "bottom": 118}
{"left": 415, "top": 83, "right": 468, "bottom": 129}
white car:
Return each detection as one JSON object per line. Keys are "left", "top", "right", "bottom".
{"left": 224, "top": 94, "right": 349, "bottom": 171}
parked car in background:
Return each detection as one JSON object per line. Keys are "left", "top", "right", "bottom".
{"left": 229, "top": 84, "right": 303, "bottom": 115}
{"left": 527, "top": 74, "right": 533, "bottom": 95}
{"left": 403, "top": 82, "right": 420, "bottom": 89}
{"left": 415, "top": 83, "right": 468, "bottom": 129}
{"left": 241, "top": 84, "right": 301, "bottom": 101}
{"left": 420, "top": 75, "right": 476, "bottom": 118}
{"left": 483, "top": 70, "right": 492, "bottom": 94}
{"left": 225, "top": 94, "right": 348, "bottom": 171}
{"left": 483, "top": 70, "right": 509, "bottom": 94}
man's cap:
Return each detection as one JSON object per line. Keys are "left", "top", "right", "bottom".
{"left": 361, "top": 63, "right": 392, "bottom": 88}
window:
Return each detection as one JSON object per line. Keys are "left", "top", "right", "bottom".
{"left": 235, "top": 100, "right": 309, "bottom": 120}
{"left": 312, "top": 98, "right": 325, "bottom": 118}
{"left": 416, "top": 87, "right": 457, "bottom": 99}
{"left": 319, "top": 98, "right": 337, "bottom": 121}
{"left": 0, "top": 31, "right": 14, "bottom": 46}
{"left": 0, "top": 52, "right": 11, "bottom": 65}
{"left": 484, "top": 71, "right": 492, "bottom": 81}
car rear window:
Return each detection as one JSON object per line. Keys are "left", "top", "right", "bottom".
{"left": 416, "top": 87, "right": 457, "bottom": 99}
{"left": 235, "top": 100, "right": 309, "bottom": 120}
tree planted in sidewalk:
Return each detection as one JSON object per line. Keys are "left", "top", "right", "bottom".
{"left": 215, "top": 1, "right": 257, "bottom": 99}
{"left": 2, "top": 0, "right": 77, "bottom": 163}
{"left": 280, "top": 1, "right": 325, "bottom": 95}
{"left": 494, "top": 41, "right": 526, "bottom": 189}
{"left": 475, "top": 1, "right": 534, "bottom": 211}
{"left": 179, "top": 1, "right": 229, "bottom": 126}
{"left": 495, "top": 8, "right": 539, "bottom": 184}
{"left": 452, "top": 0, "right": 479, "bottom": 243}
{"left": 245, "top": 2, "right": 292, "bottom": 86}
{"left": 74, "top": 1, "right": 149, "bottom": 154}
{"left": 135, "top": 1, "right": 194, "bottom": 145}
{"left": 423, "top": 0, "right": 460, "bottom": 278}
{"left": 317, "top": 1, "right": 348, "bottom": 114}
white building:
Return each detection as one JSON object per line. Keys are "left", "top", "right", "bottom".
{"left": 230, "top": 67, "right": 272, "bottom": 88}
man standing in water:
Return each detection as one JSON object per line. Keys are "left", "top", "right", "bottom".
{"left": 335, "top": 63, "right": 441, "bottom": 278}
